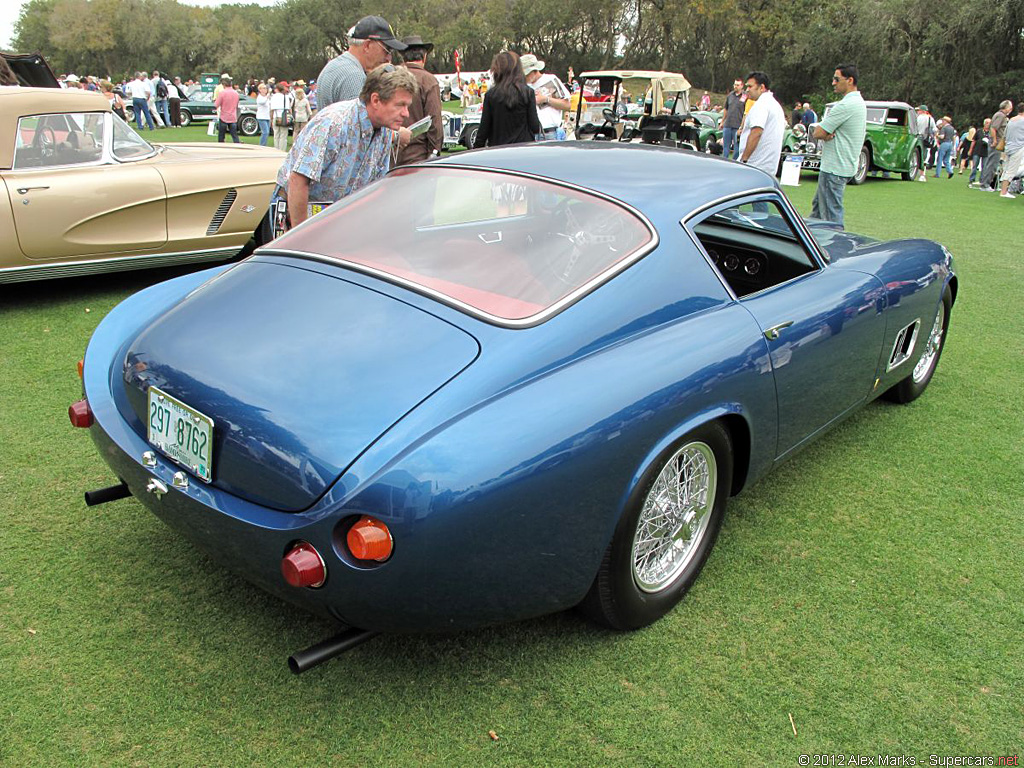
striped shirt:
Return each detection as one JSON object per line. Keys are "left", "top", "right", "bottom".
{"left": 315, "top": 51, "right": 366, "bottom": 110}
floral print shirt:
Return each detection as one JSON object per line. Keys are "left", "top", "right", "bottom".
{"left": 275, "top": 99, "right": 395, "bottom": 203}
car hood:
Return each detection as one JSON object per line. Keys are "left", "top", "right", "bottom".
{"left": 1, "top": 52, "right": 61, "bottom": 87}
{"left": 118, "top": 259, "right": 480, "bottom": 511}
{"left": 152, "top": 143, "right": 284, "bottom": 162}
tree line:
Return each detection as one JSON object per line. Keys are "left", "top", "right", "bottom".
{"left": 9, "top": 0, "right": 1023, "bottom": 125}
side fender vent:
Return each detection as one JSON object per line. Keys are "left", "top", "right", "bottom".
{"left": 887, "top": 318, "right": 921, "bottom": 371}
{"left": 206, "top": 189, "right": 238, "bottom": 235}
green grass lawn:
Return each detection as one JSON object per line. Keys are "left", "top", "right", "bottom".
{"left": 1, "top": 166, "right": 1022, "bottom": 766}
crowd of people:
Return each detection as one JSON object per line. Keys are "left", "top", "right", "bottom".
{"left": 7, "top": 17, "right": 1020, "bottom": 228}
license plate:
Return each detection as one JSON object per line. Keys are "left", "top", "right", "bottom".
{"left": 147, "top": 386, "right": 214, "bottom": 483}
{"left": 803, "top": 158, "right": 820, "bottom": 169}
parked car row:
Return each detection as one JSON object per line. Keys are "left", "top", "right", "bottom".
{"left": 124, "top": 90, "right": 262, "bottom": 137}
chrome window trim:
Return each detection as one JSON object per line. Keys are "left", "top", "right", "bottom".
{"left": 680, "top": 188, "right": 826, "bottom": 302}
{"left": 266, "top": 165, "right": 660, "bottom": 329}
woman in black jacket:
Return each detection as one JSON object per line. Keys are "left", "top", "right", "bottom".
{"left": 473, "top": 51, "right": 541, "bottom": 147}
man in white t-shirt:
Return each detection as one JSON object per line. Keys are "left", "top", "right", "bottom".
{"left": 520, "top": 54, "right": 570, "bottom": 140}
{"left": 127, "top": 71, "right": 156, "bottom": 130}
{"left": 738, "top": 71, "right": 785, "bottom": 176}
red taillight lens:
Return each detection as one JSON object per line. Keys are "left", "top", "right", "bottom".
{"left": 68, "top": 399, "right": 93, "bottom": 428}
{"left": 347, "top": 516, "right": 393, "bottom": 562}
{"left": 281, "top": 542, "right": 326, "bottom": 588}
{"left": 77, "top": 359, "right": 84, "bottom": 379}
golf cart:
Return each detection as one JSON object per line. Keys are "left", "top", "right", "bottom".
{"left": 572, "top": 70, "right": 700, "bottom": 150}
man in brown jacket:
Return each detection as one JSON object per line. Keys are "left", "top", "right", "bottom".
{"left": 397, "top": 35, "right": 443, "bottom": 165}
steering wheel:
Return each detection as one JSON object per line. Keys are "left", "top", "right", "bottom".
{"left": 543, "top": 199, "right": 625, "bottom": 287}
{"left": 34, "top": 126, "right": 58, "bottom": 160}
{"left": 601, "top": 107, "right": 618, "bottom": 125}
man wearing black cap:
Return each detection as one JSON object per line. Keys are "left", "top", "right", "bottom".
{"left": 397, "top": 35, "right": 442, "bottom": 165}
{"left": 316, "top": 16, "right": 407, "bottom": 110}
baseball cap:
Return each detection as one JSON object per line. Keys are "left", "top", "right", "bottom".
{"left": 65, "top": 73, "right": 80, "bottom": 83}
{"left": 916, "top": 104, "right": 929, "bottom": 112}
{"left": 520, "top": 54, "right": 545, "bottom": 75}
{"left": 350, "top": 16, "right": 407, "bottom": 50}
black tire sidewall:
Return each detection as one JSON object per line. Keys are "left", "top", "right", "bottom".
{"left": 590, "top": 421, "right": 733, "bottom": 630}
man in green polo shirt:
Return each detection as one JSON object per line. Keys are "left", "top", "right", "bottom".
{"left": 810, "top": 63, "right": 866, "bottom": 228}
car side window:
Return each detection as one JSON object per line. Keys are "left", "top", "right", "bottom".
{"left": 13, "top": 112, "right": 104, "bottom": 169}
{"left": 690, "top": 198, "right": 819, "bottom": 298}
{"left": 885, "top": 109, "right": 908, "bottom": 127}
{"left": 866, "top": 107, "right": 886, "bottom": 125}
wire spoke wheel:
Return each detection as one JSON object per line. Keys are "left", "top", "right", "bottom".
{"left": 912, "top": 299, "right": 945, "bottom": 384}
{"left": 630, "top": 441, "right": 717, "bottom": 593}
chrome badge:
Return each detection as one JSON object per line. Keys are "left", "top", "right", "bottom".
{"left": 241, "top": 204, "right": 256, "bottom": 213}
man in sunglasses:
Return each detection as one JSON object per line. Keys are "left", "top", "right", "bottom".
{"left": 316, "top": 16, "right": 408, "bottom": 110}
{"left": 810, "top": 63, "right": 866, "bottom": 228}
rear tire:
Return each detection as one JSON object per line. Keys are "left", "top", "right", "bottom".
{"left": 883, "top": 286, "right": 952, "bottom": 404}
{"left": 580, "top": 422, "right": 733, "bottom": 630}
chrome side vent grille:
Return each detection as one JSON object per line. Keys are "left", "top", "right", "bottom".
{"left": 887, "top": 318, "right": 921, "bottom": 371}
{"left": 206, "top": 189, "right": 237, "bottom": 235}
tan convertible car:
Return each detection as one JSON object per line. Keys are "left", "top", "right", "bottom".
{"left": 0, "top": 87, "right": 282, "bottom": 283}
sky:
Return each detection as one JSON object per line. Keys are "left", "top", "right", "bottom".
{"left": 0, "top": 0, "right": 281, "bottom": 49}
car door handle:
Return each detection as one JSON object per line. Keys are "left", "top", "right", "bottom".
{"left": 764, "top": 321, "right": 794, "bottom": 340}
{"left": 16, "top": 186, "right": 50, "bottom": 194}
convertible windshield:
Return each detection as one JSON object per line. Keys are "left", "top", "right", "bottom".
{"left": 279, "top": 166, "right": 655, "bottom": 323}
{"left": 112, "top": 113, "right": 155, "bottom": 160}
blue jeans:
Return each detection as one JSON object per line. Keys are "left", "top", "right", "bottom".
{"left": 132, "top": 97, "right": 155, "bottom": 130}
{"left": 217, "top": 121, "right": 240, "bottom": 143}
{"left": 934, "top": 141, "right": 953, "bottom": 177}
{"left": 968, "top": 155, "right": 985, "bottom": 183}
{"left": 258, "top": 118, "right": 271, "bottom": 146}
{"left": 810, "top": 171, "right": 850, "bottom": 228}
{"left": 722, "top": 125, "right": 740, "bottom": 159}
{"left": 155, "top": 98, "right": 171, "bottom": 126}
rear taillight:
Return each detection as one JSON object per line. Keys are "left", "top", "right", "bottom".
{"left": 68, "top": 399, "right": 93, "bottom": 428}
{"left": 347, "top": 516, "right": 393, "bottom": 562}
{"left": 77, "top": 358, "right": 84, "bottom": 379}
{"left": 281, "top": 542, "right": 326, "bottom": 588}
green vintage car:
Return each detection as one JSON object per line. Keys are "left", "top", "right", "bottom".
{"left": 126, "top": 90, "right": 261, "bottom": 137}
{"left": 784, "top": 100, "right": 922, "bottom": 184}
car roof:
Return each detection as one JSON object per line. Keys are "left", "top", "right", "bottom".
{"left": 825, "top": 99, "right": 913, "bottom": 111}
{"left": 0, "top": 87, "right": 111, "bottom": 169}
{"left": 430, "top": 142, "right": 775, "bottom": 219}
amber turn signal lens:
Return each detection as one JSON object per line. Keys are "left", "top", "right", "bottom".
{"left": 77, "top": 359, "right": 84, "bottom": 379}
{"left": 281, "top": 542, "right": 326, "bottom": 588}
{"left": 68, "top": 399, "right": 93, "bottom": 428}
{"left": 347, "top": 516, "right": 393, "bottom": 562}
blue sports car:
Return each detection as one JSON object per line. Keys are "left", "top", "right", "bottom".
{"left": 72, "top": 144, "right": 956, "bottom": 670}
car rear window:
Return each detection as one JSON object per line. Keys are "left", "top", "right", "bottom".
{"left": 276, "top": 166, "right": 655, "bottom": 324}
